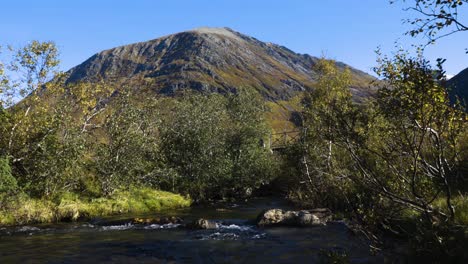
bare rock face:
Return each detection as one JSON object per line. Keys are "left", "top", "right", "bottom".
{"left": 256, "top": 208, "right": 332, "bottom": 227}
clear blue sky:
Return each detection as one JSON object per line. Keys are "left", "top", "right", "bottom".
{"left": 1, "top": 0, "right": 467, "bottom": 76}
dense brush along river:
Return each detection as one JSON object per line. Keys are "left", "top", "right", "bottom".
{"left": 0, "top": 198, "right": 384, "bottom": 263}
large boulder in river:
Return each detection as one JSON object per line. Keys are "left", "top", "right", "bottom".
{"left": 256, "top": 208, "right": 332, "bottom": 227}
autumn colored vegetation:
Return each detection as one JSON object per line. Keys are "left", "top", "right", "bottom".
{"left": 1, "top": 4, "right": 468, "bottom": 258}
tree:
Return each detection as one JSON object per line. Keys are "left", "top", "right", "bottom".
{"left": 326, "top": 50, "right": 467, "bottom": 226}
{"left": 8, "top": 41, "right": 60, "bottom": 94}
{"left": 0, "top": 47, "right": 12, "bottom": 155}
{"left": 295, "top": 58, "right": 357, "bottom": 207}
{"left": 95, "top": 91, "right": 160, "bottom": 195}
{"left": 0, "top": 156, "right": 17, "bottom": 193}
{"left": 304, "top": 59, "right": 353, "bottom": 169}
{"left": 368, "top": 50, "right": 467, "bottom": 222}
{"left": 3, "top": 41, "right": 60, "bottom": 158}
{"left": 158, "top": 94, "right": 231, "bottom": 201}
{"left": 65, "top": 81, "right": 115, "bottom": 134}
{"left": 393, "top": 0, "right": 468, "bottom": 47}
{"left": 159, "top": 91, "right": 275, "bottom": 201}
{"left": 0, "top": 42, "right": 101, "bottom": 197}
{"left": 0, "top": 105, "right": 9, "bottom": 156}
{"left": 297, "top": 52, "right": 466, "bottom": 222}
{"left": 225, "top": 88, "right": 276, "bottom": 197}
{"left": 0, "top": 46, "right": 9, "bottom": 108}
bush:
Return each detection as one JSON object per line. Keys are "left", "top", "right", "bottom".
{"left": 0, "top": 156, "right": 17, "bottom": 193}
{"left": 159, "top": 91, "right": 276, "bottom": 201}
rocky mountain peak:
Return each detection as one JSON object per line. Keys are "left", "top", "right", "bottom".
{"left": 63, "top": 27, "right": 376, "bottom": 101}
{"left": 189, "top": 27, "right": 240, "bottom": 38}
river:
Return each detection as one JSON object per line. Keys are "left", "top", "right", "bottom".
{"left": 0, "top": 198, "right": 383, "bottom": 263}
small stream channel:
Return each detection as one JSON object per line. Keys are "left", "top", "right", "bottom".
{"left": 0, "top": 197, "right": 383, "bottom": 263}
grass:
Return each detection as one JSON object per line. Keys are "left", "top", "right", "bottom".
{"left": 0, "top": 187, "right": 191, "bottom": 226}
{"left": 433, "top": 195, "right": 468, "bottom": 225}
{"left": 265, "top": 95, "right": 302, "bottom": 133}
{"left": 397, "top": 195, "right": 468, "bottom": 226}
{"left": 393, "top": 195, "right": 468, "bottom": 226}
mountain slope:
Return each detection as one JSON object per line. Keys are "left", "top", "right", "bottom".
{"left": 447, "top": 67, "right": 468, "bottom": 106}
{"left": 62, "top": 27, "right": 376, "bottom": 101}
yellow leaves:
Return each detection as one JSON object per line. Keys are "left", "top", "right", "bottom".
{"left": 306, "top": 58, "right": 353, "bottom": 116}
{"left": 9, "top": 41, "right": 61, "bottom": 97}
{"left": 69, "top": 82, "right": 113, "bottom": 112}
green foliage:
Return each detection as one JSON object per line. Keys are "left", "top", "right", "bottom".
{"left": 94, "top": 92, "right": 160, "bottom": 194}
{"left": 159, "top": 93, "right": 231, "bottom": 201}
{"left": 369, "top": 50, "right": 466, "bottom": 222}
{"left": 0, "top": 42, "right": 195, "bottom": 226}
{"left": 10, "top": 93, "right": 86, "bottom": 197}
{"left": 405, "top": 220, "right": 468, "bottom": 263}
{"left": 0, "top": 156, "right": 17, "bottom": 193}
{"left": 159, "top": 90, "right": 275, "bottom": 201}
{"left": 286, "top": 53, "right": 468, "bottom": 261}
{"left": 394, "top": 0, "right": 467, "bottom": 48}
{"left": 1, "top": 40, "right": 277, "bottom": 221}
{"left": 9, "top": 40, "right": 60, "bottom": 92}
{"left": 288, "top": 58, "right": 357, "bottom": 208}
{"left": 370, "top": 51, "right": 468, "bottom": 260}
{"left": 0, "top": 41, "right": 81, "bottom": 197}
{"left": 434, "top": 195, "right": 468, "bottom": 225}
{"left": 0, "top": 46, "right": 11, "bottom": 108}
{"left": 225, "top": 89, "right": 277, "bottom": 197}
{"left": 0, "top": 107, "right": 9, "bottom": 154}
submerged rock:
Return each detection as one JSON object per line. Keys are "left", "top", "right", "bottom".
{"left": 92, "top": 216, "right": 183, "bottom": 227}
{"left": 132, "top": 216, "right": 183, "bottom": 225}
{"left": 256, "top": 208, "right": 332, "bottom": 227}
{"left": 189, "top": 218, "right": 219, "bottom": 229}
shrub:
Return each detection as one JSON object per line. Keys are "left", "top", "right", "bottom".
{"left": 159, "top": 91, "right": 276, "bottom": 201}
{"left": 0, "top": 156, "right": 17, "bottom": 193}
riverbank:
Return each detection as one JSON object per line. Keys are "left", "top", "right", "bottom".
{"left": 0, "top": 187, "right": 191, "bottom": 226}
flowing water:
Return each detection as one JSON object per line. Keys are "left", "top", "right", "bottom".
{"left": 0, "top": 198, "right": 383, "bottom": 263}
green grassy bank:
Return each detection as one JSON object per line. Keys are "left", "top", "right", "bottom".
{"left": 0, "top": 187, "right": 191, "bottom": 226}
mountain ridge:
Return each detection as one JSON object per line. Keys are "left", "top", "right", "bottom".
{"left": 62, "top": 27, "right": 376, "bottom": 101}
{"left": 447, "top": 67, "right": 468, "bottom": 106}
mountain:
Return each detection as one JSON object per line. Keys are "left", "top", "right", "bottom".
{"left": 62, "top": 27, "right": 376, "bottom": 101}
{"left": 447, "top": 67, "right": 468, "bottom": 106}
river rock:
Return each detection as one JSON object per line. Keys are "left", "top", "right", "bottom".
{"left": 132, "top": 216, "right": 183, "bottom": 225}
{"left": 256, "top": 208, "right": 332, "bottom": 227}
{"left": 189, "top": 218, "right": 219, "bottom": 229}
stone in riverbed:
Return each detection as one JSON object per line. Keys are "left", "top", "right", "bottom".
{"left": 132, "top": 216, "right": 183, "bottom": 225}
{"left": 256, "top": 208, "right": 332, "bottom": 227}
{"left": 189, "top": 218, "right": 219, "bottom": 229}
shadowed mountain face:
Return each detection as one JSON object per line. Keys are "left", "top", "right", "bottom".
{"left": 447, "top": 67, "right": 468, "bottom": 106}
{"left": 63, "top": 27, "right": 376, "bottom": 101}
